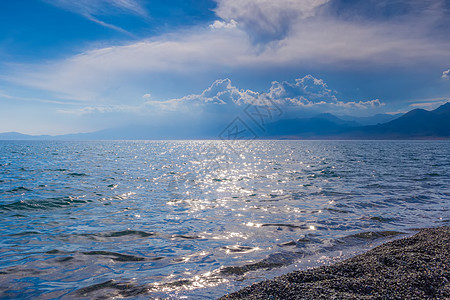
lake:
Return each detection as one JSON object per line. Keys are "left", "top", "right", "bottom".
{"left": 0, "top": 140, "right": 449, "bottom": 299}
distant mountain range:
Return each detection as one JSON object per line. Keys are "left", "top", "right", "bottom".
{"left": 265, "top": 102, "right": 450, "bottom": 139}
{"left": 1, "top": 103, "right": 449, "bottom": 140}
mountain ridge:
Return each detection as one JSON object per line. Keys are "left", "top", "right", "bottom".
{"left": 1, "top": 103, "right": 449, "bottom": 140}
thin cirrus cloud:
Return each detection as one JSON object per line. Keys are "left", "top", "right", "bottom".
{"left": 5, "top": 0, "right": 450, "bottom": 107}
{"left": 40, "top": 0, "right": 149, "bottom": 35}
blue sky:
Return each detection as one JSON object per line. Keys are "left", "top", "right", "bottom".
{"left": 0, "top": 0, "right": 449, "bottom": 135}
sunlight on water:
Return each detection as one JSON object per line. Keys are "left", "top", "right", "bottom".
{"left": 0, "top": 140, "right": 449, "bottom": 299}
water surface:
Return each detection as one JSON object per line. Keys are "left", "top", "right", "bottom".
{"left": 0, "top": 140, "right": 449, "bottom": 299}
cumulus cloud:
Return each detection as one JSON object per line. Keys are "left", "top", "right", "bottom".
{"left": 144, "top": 78, "right": 258, "bottom": 112}
{"left": 209, "top": 19, "right": 238, "bottom": 30}
{"left": 267, "top": 75, "right": 337, "bottom": 105}
{"left": 63, "top": 75, "right": 384, "bottom": 117}
{"left": 144, "top": 75, "right": 384, "bottom": 115}
{"left": 442, "top": 69, "right": 450, "bottom": 79}
{"left": 263, "top": 76, "right": 384, "bottom": 113}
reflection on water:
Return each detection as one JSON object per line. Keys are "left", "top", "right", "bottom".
{"left": 0, "top": 140, "right": 449, "bottom": 299}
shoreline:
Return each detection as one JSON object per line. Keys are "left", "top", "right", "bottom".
{"left": 220, "top": 226, "right": 449, "bottom": 299}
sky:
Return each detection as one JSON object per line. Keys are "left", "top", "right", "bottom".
{"left": 0, "top": 0, "right": 449, "bottom": 135}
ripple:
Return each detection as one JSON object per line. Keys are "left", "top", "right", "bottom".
{"left": 8, "top": 231, "right": 41, "bottom": 236}
{"left": 44, "top": 249, "right": 164, "bottom": 262}
{"left": 344, "top": 230, "right": 405, "bottom": 240}
{"left": 367, "top": 216, "right": 395, "bottom": 222}
{"left": 0, "top": 140, "right": 448, "bottom": 299}
{"left": 0, "top": 197, "right": 89, "bottom": 211}
{"left": 102, "top": 230, "right": 156, "bottom": 238}
{"left": 67, "top": 172, "right": 88, "bottom": 177}
{"left": 220, "top": 251, "right": 302, "bottom": 276}
{"left": 261, "top": 223, "right": 309, "bottom": 229}
{"left": 221, "top": 245, "right": 260, "bottom": 254}
{"left": 6, "top": 187, "right": 32, "bottom": 193}
{"left": 171, "top": 234, "right": 202, "bottom": 240}
{"left": 75, "top": 280, "right": 150, "bottom": 298}
{"left": 81, "top": 251, "right": 152, "bottom": 262}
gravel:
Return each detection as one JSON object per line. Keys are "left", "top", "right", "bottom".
{"left": 220, "top": 226, "right": 450, "bottom": 299}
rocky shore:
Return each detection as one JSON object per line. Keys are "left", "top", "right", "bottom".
{"left": 220, "top": 226, "right": 449, "bottom": 299}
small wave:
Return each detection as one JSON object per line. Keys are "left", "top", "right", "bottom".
{"left": 0, "top": 197, "right": 88, "bottom": 211}
{"left": 6, "top": 187, "right": 32, "bottom": 193}
{"left": 46, "top": 249, "right": 66, "bottom": 254}
{"left": 81, "top": 250, "right": 163, "bottom": 262}
{"left": 221, "top": 245, "right": 259, "bottom": 254}
{"left": 426, "top": 173, "right": 440, "bottom": 177}
{"left": 71, "top": 230, "right": 157, "bottom": 242}
{"left": 8, "top": 231, "right": 41, "bottom": 236}
{"left": 325, "top": 208, "right": 351, "bottom": 214}
{"left": 278, "top": 240, "right": 297, "bottom": 247}
{"left": 344, "top": 230, "right": 405, "bottom": 240}
{"left": 112, "top": 192, "right": 136, "bottom": 200}
{"left": 318, "top": 169, "right": 339, "bottom": 177}
{"left": 220, "top": 251, "right": 302, "bottom": 276}
{"left": 11, "top": 213, "right": 27, "bottom": 217}
{"left": 102, "top": 230, "right": 156, "bottom": 238}
{"left": 76, "top": 280, "right": 150, "bottom": 298}
{"left": 220, "top": 230, "right": 406, "bottom": 276}
{"left": 171, "top": 234, "right": 202, "bottom": 240}
{"left": 368, "top": 216, "right": 394, "bottom": 222}
{"left": 0, "top": 266, "right": 44, "bottom": 276}
{"left": 261, "top": 223, "right": 308, "bottom": 229}
{"left": 278, "top": 236, "right": 322, "bottom": 248}
{"left": 68, "top": 172, "right": 88, "bottom": 177}
{"left": 55, "top": 256, "right": 74, "bottom": 263}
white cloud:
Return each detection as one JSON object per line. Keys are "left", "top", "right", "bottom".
{"left": 62, "top": 75, "right": 384, "bottom": 117}
{"left": 43, "top": 0, "right": 148, "bottom": 17}
{"left": 41, "top": 0, "right": 148, "bottom": 35}
{"left": 210, "top": 19, "right": 238, "bottom": 30}
{"left": 5, "top": 30, "right": 252, "bottom": 102}
{"left": 0, "top": 90, "right": 78, "bottom": 105}
{"left": 7, "top": 16, "right": 450, "bottom": 104}
{"left": 214, "top": 0, "right": 330, "bottom": 42}
{"left": 58, "top": 104, "right": 140, "bottom": 115}
{"left": 442, "top": 69, "right": 450, "bottom": 79}
{"left": 144, "top": 75, "right": 384, "bottom": 115}
{"left": 4, "top": 1, "right": 450, "bottom": 105}
{"left": 144, "top": 78, "right": 256, "bottom": 111}
{"left": 267, "top": 75, "right": 337, "bottom": 105}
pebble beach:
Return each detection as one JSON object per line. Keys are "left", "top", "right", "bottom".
{"left": 221, "top": 226, "right": 450, "bottom": 299}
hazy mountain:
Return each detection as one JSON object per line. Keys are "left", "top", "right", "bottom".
{"left": 1, "top": 103, "right": 449, "bottom": 140}
{"left": 265, "top": 114, "right": 356, "bottom": 138}
{"left": 264, "top": 103, "right": 450, "bottom": 139}
{"left": 346, "top": 102, "right": 450, "bottom": 139}
{"left": 338, "top": 113, "right": 403, "bottom": 126}
{"left": 0, "top": 132, "right": 51, "bottom": 140}
{"left": 58, "top": 124, "right": 221, "bottom": 140}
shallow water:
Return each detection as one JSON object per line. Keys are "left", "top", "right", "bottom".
{"left": 0, "top": 140, "right": 449, "bottom": 299}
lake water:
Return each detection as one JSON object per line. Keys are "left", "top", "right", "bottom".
{"left": 0, "top": 140, "right": 449, "bottom": 299}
